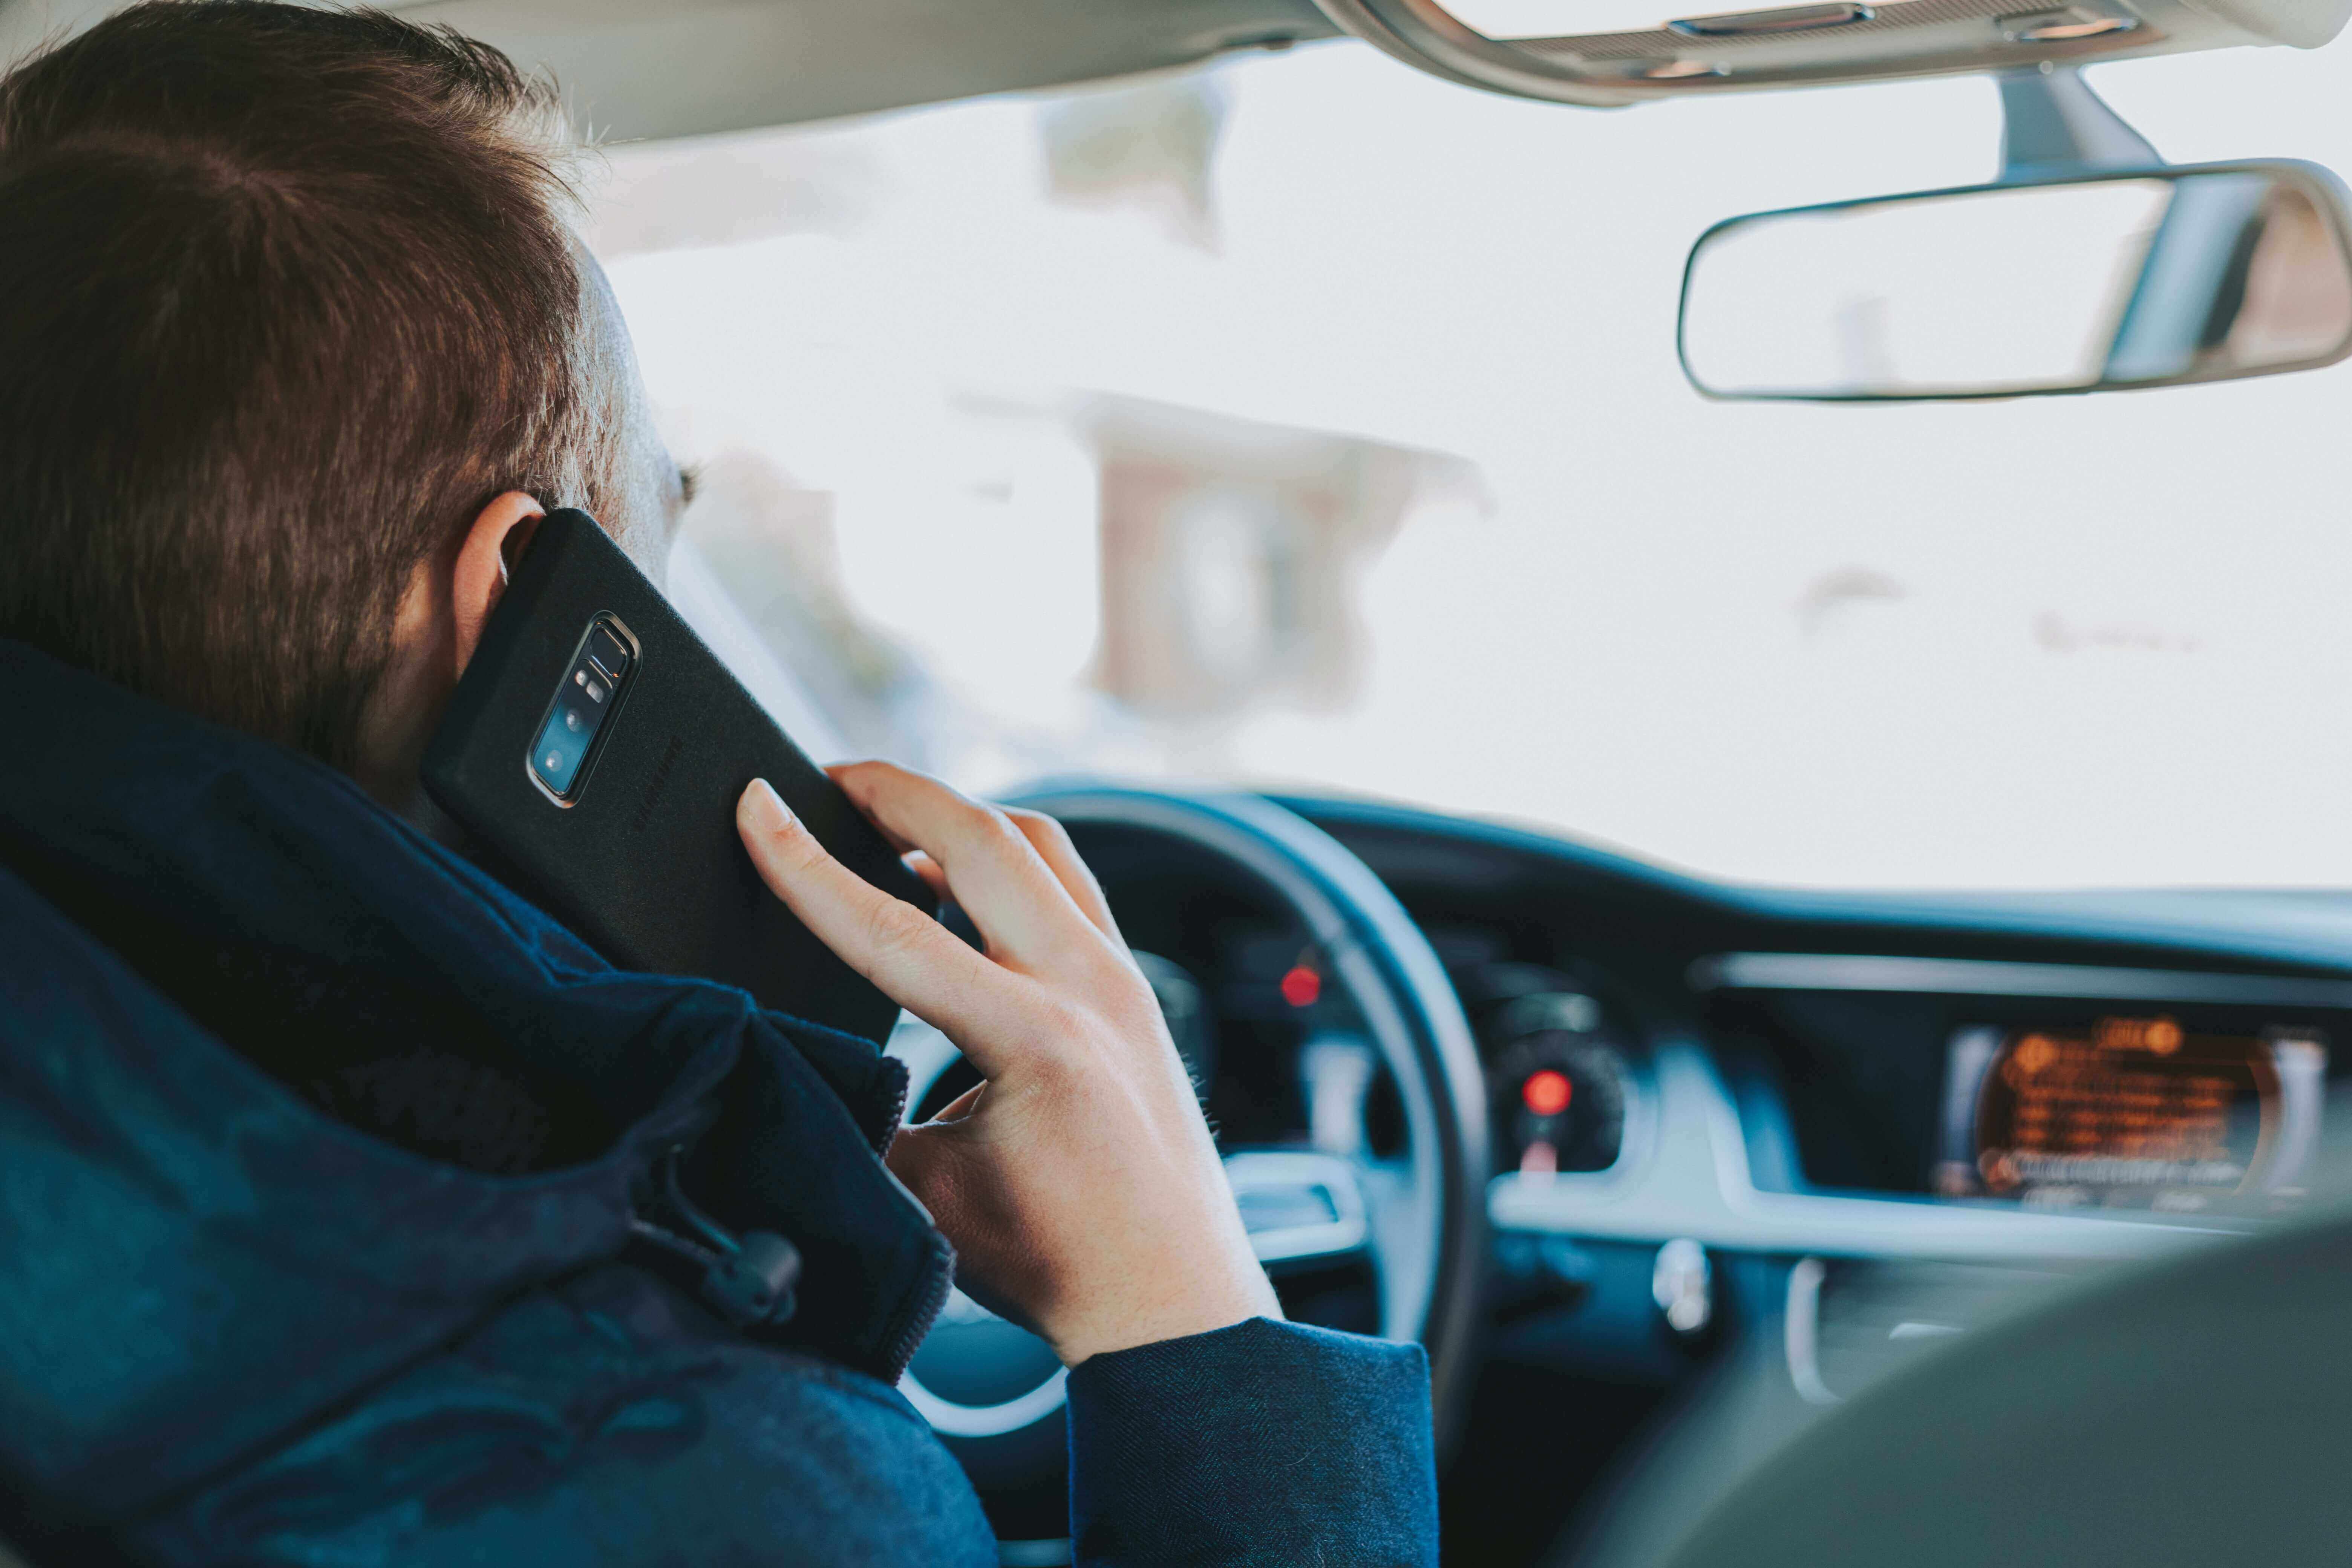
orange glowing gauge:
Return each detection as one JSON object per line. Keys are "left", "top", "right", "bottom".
{"left": 1949, "top": 1018, "right": 2328, "bottom": 1210}
{"left": 1522, "top": 1068, "right": 1573, "bottom": 1117}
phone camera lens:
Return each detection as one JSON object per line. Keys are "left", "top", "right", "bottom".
{"left": 534, "top": 706, "right": 591, "bottom": 795}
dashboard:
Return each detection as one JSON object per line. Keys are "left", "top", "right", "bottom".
{"left": 1052, "top": 792, "right": 2352, "bottom": 1565}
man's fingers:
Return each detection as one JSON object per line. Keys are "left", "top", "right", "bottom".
{"left": 1002, "top": 808, "right": 1123, "bottom": 944}
{"left": 902, "top": 849, "right": 949, "bottom": 902}
{"left": 828, "top": 761, "right": 1113, "bottom": 973}
{"left": 738, "top": 780, "right": 1020, "bottom": 1064}
{"left": 840, "top": 761, "right": 1121, "bottom": 949}
{"left": 831, "top": 765, "right": 1110, "bottom": 940}
{"left": 920, "top": 1080, "right": 986, "bottom": 1126}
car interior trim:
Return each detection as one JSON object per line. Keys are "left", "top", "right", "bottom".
{"left": 1488, "top": 1041, "right": 2248, "bottom": 1262}
{"left": 1310, "top": 0, "right": 2335, "bottom": 108}
{"left": 1690, "top": 951, "right": 2352, "bottom": 1008}
{"left": 1782, "top": 1257, "right": 1840, "bottom": 1404}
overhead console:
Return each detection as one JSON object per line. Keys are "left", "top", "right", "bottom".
{"left": 1311, "top": 0, "right": 2350, "bottom": 104}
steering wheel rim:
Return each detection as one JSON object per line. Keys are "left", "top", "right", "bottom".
{"left": 891, "top": 784, "right": 1488, "bottom": 1457}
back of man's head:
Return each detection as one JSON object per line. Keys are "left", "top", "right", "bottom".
{"left": 0, "top": 0, "right": 618, "bottom": 767}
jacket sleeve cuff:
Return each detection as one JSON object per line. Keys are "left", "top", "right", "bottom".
{"left": 1065, "top": 1315, "right": 1437, "bottom": 1567}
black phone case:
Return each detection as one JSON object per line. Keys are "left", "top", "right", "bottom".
{"left": 421, "top": 509, "right": 930, "bottom": 1045}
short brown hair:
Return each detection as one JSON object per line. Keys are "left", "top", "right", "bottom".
{"left": 0, "top": 0, "right": 616, "bottom": 766}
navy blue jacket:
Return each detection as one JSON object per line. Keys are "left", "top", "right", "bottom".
{"left": 0, "top": 642, "right": 1438, "bottom": 1566}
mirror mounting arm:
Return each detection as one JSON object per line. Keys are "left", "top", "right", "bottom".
{"left": 1997, "top": 64, "right": 2161, "bottom": 182}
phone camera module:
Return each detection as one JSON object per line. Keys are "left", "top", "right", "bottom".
{"left": 530, "top": 615, "right": 637, "bottom": 802}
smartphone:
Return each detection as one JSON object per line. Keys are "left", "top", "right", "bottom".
{"left": 421, "top": 508, "right": 932, "bottom": 1045}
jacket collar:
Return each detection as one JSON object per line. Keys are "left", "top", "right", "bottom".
{"left": 0, "top": 642, "right": 948, "bottom": 1516}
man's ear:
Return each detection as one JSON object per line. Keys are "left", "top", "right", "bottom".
{"left": 451, "top": 491, "right": 545, "bottom": 675}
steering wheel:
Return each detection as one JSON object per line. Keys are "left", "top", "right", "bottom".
{"left": 887, "top": 784, "right": 1488, "bottom": 1491}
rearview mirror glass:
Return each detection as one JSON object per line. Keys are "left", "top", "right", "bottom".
{"left": 1679, "top": 162, "right": 2352, "bottom": 401}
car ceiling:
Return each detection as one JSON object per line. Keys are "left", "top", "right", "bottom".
{"left": 0, "top": 0, "right": 1343, "bottom": 143}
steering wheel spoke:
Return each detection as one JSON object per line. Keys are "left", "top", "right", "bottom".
{"left": 1224, "top": 1148, "right": 1373, "bottom": 1266}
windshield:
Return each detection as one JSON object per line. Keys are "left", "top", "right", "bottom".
{"left": 593, "top": 44, "right": 2352, "bottom": 891}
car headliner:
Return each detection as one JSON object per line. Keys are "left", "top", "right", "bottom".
{"left": 0, "top": 0, "right": 1343, "bottom": 143}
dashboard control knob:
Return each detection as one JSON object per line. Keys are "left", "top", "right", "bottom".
{"left": 1652, "top": 1236, "right": 1713, "bottom": 1336}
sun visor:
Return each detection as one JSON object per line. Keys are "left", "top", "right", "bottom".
{"left": 372, "top": 0, "right": 1335, "bottom": 142}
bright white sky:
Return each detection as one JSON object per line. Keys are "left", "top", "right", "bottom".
{"left": 600, "top": 39, "right": 2352, "bottom": 892}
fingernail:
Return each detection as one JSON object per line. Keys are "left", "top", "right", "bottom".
{"left": 740, "top": 778, "right": 795, "bottom": 832}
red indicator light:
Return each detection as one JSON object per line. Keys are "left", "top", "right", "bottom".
{"left": 1523, "top": 1069, "right": 1572, "bottom": 1118}
{"left": 1280, "top": 965, "right": 1322, "bottom": 1008}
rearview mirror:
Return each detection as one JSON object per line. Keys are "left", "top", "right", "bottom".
{"left": 1679, "top": 162, "right": 2352, "bottom": 401}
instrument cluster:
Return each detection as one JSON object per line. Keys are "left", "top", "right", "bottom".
{"left": 1443, "top": 952, "right": 1643, "bottom": 1179}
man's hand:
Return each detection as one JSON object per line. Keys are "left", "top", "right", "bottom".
{"left": 737, "top": 763, "right": 1281, "bottom": 1366}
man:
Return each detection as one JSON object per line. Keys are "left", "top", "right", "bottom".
{"left": 0, "top": 3, "right": 1436, "bottom": 1564}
